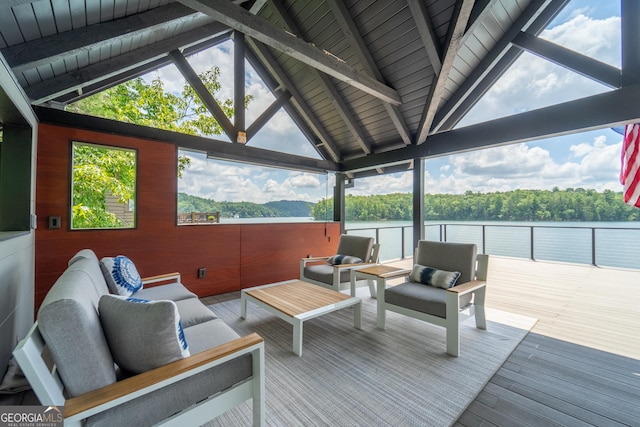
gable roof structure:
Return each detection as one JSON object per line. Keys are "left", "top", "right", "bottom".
{"left": 1, "top": 0, "right": 639, "bottom": 178}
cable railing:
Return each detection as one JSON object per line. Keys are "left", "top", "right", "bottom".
{"left": 345, "top": 222, "right": 640, "bottom": 269}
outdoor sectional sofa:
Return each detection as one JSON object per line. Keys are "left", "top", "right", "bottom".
{"left": 13, "top": 249, "right": 264, "bottom": 427}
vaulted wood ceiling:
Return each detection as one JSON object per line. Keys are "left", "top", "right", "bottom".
{"left": 1, "top": 0, "right": 639, "bottom": 177}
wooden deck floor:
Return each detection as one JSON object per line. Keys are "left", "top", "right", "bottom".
{"left": 389, "top": 256, "right": 640, "bottom": 426}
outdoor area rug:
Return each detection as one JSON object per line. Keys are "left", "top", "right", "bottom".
{"left": 204, "top": 291, "right": 536, "bottom": 427}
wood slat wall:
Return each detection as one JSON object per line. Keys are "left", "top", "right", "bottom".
{"left": 34, "top": 123, "right": 339, "bottom": 310}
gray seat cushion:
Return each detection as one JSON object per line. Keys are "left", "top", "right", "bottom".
{"left": 336, "top": 234, "right": 374, "bottom": 261}
{"left": 304, "top": 264, "right": 350, "bottom": 285}
{"left": 183, "top": 318, "right": 245, "bottom": 355}
{"left": 174, "top": 298, "right": 218, "bottom": 328}
{"left": 385, "top": 282, "right": 472, "bottom": 318}
{"left": 134, "top": 282, "right": 197, "bottom": 301}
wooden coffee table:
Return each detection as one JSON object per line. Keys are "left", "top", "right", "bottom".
{"left": 240, "top": 280, "right": 362, "bottom": 356}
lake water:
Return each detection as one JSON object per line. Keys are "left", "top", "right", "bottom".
{"left": 346, "top": 220, "right": 640, "bottom": 270}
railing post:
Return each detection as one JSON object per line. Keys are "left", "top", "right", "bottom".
{"left": 530, "top": 226, "right": 535, "bottom": 260}
{"left": 592, "top": 228, "right": 597, "bottom": 266}
{"left": 482, "top": 225, "right": 486, "bottom": 254}
{"left": 401, "top": 226, "right": 406, "bottom": 259}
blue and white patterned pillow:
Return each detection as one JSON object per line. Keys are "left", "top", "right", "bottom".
{"left": 99, "top": 295, "right": 190, "bottom": 374}
{"left": 100, "top": 255, "right": 143, "bottom": 296}
{"left": 327, "top": 254, "right": 363, "bottom": 265}
{"left": 410, "top": 264, "right": 461, "bottom": 289}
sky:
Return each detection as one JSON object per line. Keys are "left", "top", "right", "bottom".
{"left": 154, "top": 0, "right": 624, "bottom": 203}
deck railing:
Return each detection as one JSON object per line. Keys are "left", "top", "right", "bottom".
{"left": 345, "top": 223, "right": 640, "bottom": 269}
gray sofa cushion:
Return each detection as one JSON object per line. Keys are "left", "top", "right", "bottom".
{"left": 304, "top": 264, "right": 350, "bottom": 285}
{"left": 174, "top": 298, "right": 218, "bottom": 328}
{"left": 38, "top": 270, "right": 117, "bottom": 397}
{"left": 134, "top": 282, "right": 197, "bottom": 301}
{"left": 66, "top": 257, "right": 110, "bottom": 297}
{"left": 183, "top": 319, "right": 245, "bottom": 354}
{"left": 385, "top": 282, "right": 473, "bottom": 318}
{"left": 415, "top": 241, "right": 477, "bottom": 284}
{"left": 99, "top": 295, "right": 190, "bottom": 374}
{"left": 336, "top": 234, "right": 374, "bottom": 261}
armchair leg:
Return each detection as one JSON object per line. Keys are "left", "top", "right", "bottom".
{"left": 445, "top": 293, "right": 461, "bottom": 357}
{"left": 376, "top": 281, "right": 386, "bottom": 329}
{"left": 252, "top": 345, "right": 265, "bottom": 427}
{"left": 474, "top": 286, "right": 487, "bottom": 330}
{"left": 368, "top": 279, "right": 377, "bottom": 298}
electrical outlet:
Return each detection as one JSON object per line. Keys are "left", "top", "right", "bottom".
{"left": 198, "top": 267, "right": 206, "bottom": 279}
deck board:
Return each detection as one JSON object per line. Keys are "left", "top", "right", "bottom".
{"left": 388, "top": 256, "right": 640, "bottom": 426}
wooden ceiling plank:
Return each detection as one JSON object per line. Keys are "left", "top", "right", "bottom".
{"left": 325, "top": 0, "right": 412, "bottom": 145}
{"left": 269, "top": 0, "right": 371, "bottom": 155}
{"left": 179, "top": 0, "right": 401, "bottom": 105}
{"left": 25, "top": 22, "right": 230, "bottom": 104}
{"left": 3, "top": 3, "right": 203, "bottom": 74}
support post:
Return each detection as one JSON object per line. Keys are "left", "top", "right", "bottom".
{"left": 413, "top": 158, "right": 425, "bottom": 249}
{"left": 334, "top": 173, "right": 346, "bottom": 234}
{"left": 233, "top": 31, "right": 246, "bottom": 140}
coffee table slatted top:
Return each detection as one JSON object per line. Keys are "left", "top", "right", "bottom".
{"left": 244, "top": 280, "right": 353, "bottom": 317}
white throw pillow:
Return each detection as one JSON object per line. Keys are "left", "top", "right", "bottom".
{"left": 99, "top": 295, "right": 190, "bottom": 374}
{"left": 100, "top": 255, "right": 143, "bottom": 296}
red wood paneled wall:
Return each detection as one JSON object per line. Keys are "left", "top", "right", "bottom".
{"left": 35, "top": 123, "right": 340, "bottom": 309}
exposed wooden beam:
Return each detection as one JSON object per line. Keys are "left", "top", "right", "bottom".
{"left": 25, "top": 22, "right": 230, "bottom": 104}
{"left": 0, "top": 0, "right": 35, "bottom": 8}
{"left": 415, "top": 0, "right": 475, "bottom": 144}
{"left": 406, "top": 0, "right": 442, "bottom": 74}
{"left": 325, "top": 0, "right": 412, "bottom": 145}
{"left": 342, "top": 83, "right": 640, "bottom": 173}
{"left": 168, "top": 49, "right": 237, "bottom": 141}
{"left": 245, "top": 47, "right": 328, "bottom": 157}
{"left": 246, "top": 38, "right": 342, "bottom": 162}
{"left": 269, "top": 0, "right": 371, "bottom": 155}
{"left": 52, "top": 33, "right": 232, "bottom": 105}
{"left": 34, "top": 105, "right": 337, "bottom": 173}
{"left": 431, "top": 0, "right": 567, "bottom": 133}
{"left": 178, "top": 0, "right": 401, "bottom": 105}
{"left": 513, "top": 31, "right": 622, "bottom": 88}
{"left": 2, "top": 3, "right": 204, "bottom": 75}
{"left": 246, "top": 90, "right": 291, "bottom": 141}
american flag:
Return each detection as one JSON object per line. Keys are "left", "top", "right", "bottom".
{"left": 621, "top": 123, "right": 640, "bottom": 208}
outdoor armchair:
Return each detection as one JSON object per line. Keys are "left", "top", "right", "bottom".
{"left": 300, "top": 234, "right": 380, "bottom": 295}
{"left": 377, "top": 240, "right": 488, "bottom": 357}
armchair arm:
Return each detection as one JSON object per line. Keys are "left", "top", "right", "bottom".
{"left": 141, "top": 272, "right": 181, "bottom": 285}
{"left": 333, "top": 262, "right": 376, "bottom": 269}
{"left": 447, "top": 280, "right": 486, "bottom": 296}
{"left": 65, "top": 333, "right": 264, "bottom": 420}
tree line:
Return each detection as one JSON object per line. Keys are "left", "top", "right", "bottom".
{"left": 178, "top": 193, "right": 313, "bottom": 218}
{"left": 311, "top": 188, "right": 640, "bottom": 222}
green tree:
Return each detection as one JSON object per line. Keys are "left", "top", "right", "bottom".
{"left": 67, "top": 66, "right": 252, "bottom": 179}
{"left": 72, "top": 143, "right": 136, "bottom": 229}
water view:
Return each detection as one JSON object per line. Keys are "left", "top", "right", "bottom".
{"left": 346, "top": 220, "right": 640, "bottom": 270}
